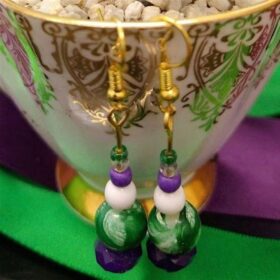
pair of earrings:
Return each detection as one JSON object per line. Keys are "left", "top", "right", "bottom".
{"left": 94, "top": 17, "right": 201, "bottom": 273}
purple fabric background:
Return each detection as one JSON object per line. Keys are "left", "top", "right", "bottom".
{"left": 0, "top": 92, "right": 279, "bottom": 220}
{"left": 0, "top": 92, "right": 56, "bottom": 188}
{"left": 206, "top": 118, "right": 280, "bottom": 219}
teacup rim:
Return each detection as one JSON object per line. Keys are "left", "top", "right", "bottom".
{"left": 1, "top": 0, "right": 279, "bottom": 28}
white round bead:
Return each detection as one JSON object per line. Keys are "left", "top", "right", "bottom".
{"left": 105, "top": 180, "right": 136, "bottom": 210}
{"left": 154, "top": 186, "right": 185, "bottom": 215}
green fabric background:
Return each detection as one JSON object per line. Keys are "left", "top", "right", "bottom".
{"left": 1, "top": 168, "right": 280, "bottom": 280}
{"left": 0, "top": 64, "right": 279, "bottom": 279}
{"left": 249, "top": 65, "right": 280, "bottom": 117}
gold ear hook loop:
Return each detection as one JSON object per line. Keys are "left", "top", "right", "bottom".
{"left": 97, "top": 8, "right": 104, "bottom": 21}
{"left": 107, "top": 19, "right": 129, "bottom": 153}
{"left": 163, "top": 104, "right": 176, "bottom": 152}
{"left": 107, "top": 18, "right": 127, "bottom": 103}
{"left": 152, "top": 16, "right": 193, "bottom": 154}
{"left": 111, "top": 19, "right": 126, "bottom": 66}
{"left": 107, "top": 103, "right": 129, "bottom": 151}
{"left": 152, "top": 15, "right": 193, "bottom": 69}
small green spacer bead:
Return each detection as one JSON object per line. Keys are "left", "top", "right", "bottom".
{"left": 160, "top": 149, "right": 177, "bottom": 165}
{"left": 110, "top": 145, "right": 128, "bottom": 162}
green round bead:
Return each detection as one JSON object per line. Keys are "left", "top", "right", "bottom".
{"left": 111, "top": 145, "right": 128, "bottom": 162}
{"left": 95, "top": 201, "right": 147, "bottom": 251}
{"left": 148, "top": 202, "right": 201, "bottom": 255}
{"left": 160, "top": 149, "right": 177, "bottom": 165}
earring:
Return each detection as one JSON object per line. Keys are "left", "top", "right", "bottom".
{"left": 94, "top": 22, "right": 147, "bottom": 273}
{"left": 147, "top": 17, "right": 201, "bottom": 272}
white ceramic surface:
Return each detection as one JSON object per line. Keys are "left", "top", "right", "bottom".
{"left": 0, "top": 0, "right": 279, "bottom": 197}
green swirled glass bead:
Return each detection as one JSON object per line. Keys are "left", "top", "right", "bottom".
{"left": 95, "top": 201, "right": 147, "bottom": 251}
{"left": 148, "top": 202, "right": 201, "bottom": 255}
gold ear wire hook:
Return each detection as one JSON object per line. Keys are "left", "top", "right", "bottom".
{"left": 97, "top": 8, "right": 104, "bottom": 21}
{"left": 107, "top": 19, "right": 129, "bottom": 153}
{"left": 107, "top": 103, "right": 129, "bottom": 150}
{"left": 112, "top": 19, "right": 126, "bottom": 66}
{"left": 152, "top": 16, "right": 193, "bottom": 154}
{"left": 107, "top": 19, "right": 127, "bottom": 103}
{"left": 163, "top": 104, "right": 176, "bottom": 152}
{"left": 152, "top": 15, "right": 193, "bottom": 69}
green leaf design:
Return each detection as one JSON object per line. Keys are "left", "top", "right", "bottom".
{"left": 255, "top": 20, "right": 280, "bottom": 79}
{"left": 184, "top": 13, "right": 273, "bottom": 131}
{"left": 7, "top": 11, "right": 55, "bottom": 113}
{"left": 0, "top": 38, "right": 17, "bottom": 69}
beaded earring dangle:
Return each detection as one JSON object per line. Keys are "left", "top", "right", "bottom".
{"left": 146, "top": 17, "right": 201, "bottom": 272}
{"left": 94, "top": 22, "right": 147, "bottom": 273}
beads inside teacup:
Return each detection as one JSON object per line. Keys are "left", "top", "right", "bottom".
{"left": 12, "top": 0, "right": 267, "bottom": 21}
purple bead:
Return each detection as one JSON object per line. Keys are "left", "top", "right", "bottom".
{"left": 147, "top": 240, "right": 196, "bottom": 272}
{"left": 95, "top": 241, "right": 142, "bottom": 273}
{"left": 158, "top": 171, "right": 181, "bottom": 193}
{"left": 110, "top": 167, "right": 132, "bottom": 187}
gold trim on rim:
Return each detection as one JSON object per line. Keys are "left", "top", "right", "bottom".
{"left": 0, "top": 0, "right": 279, "bottom": 28}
